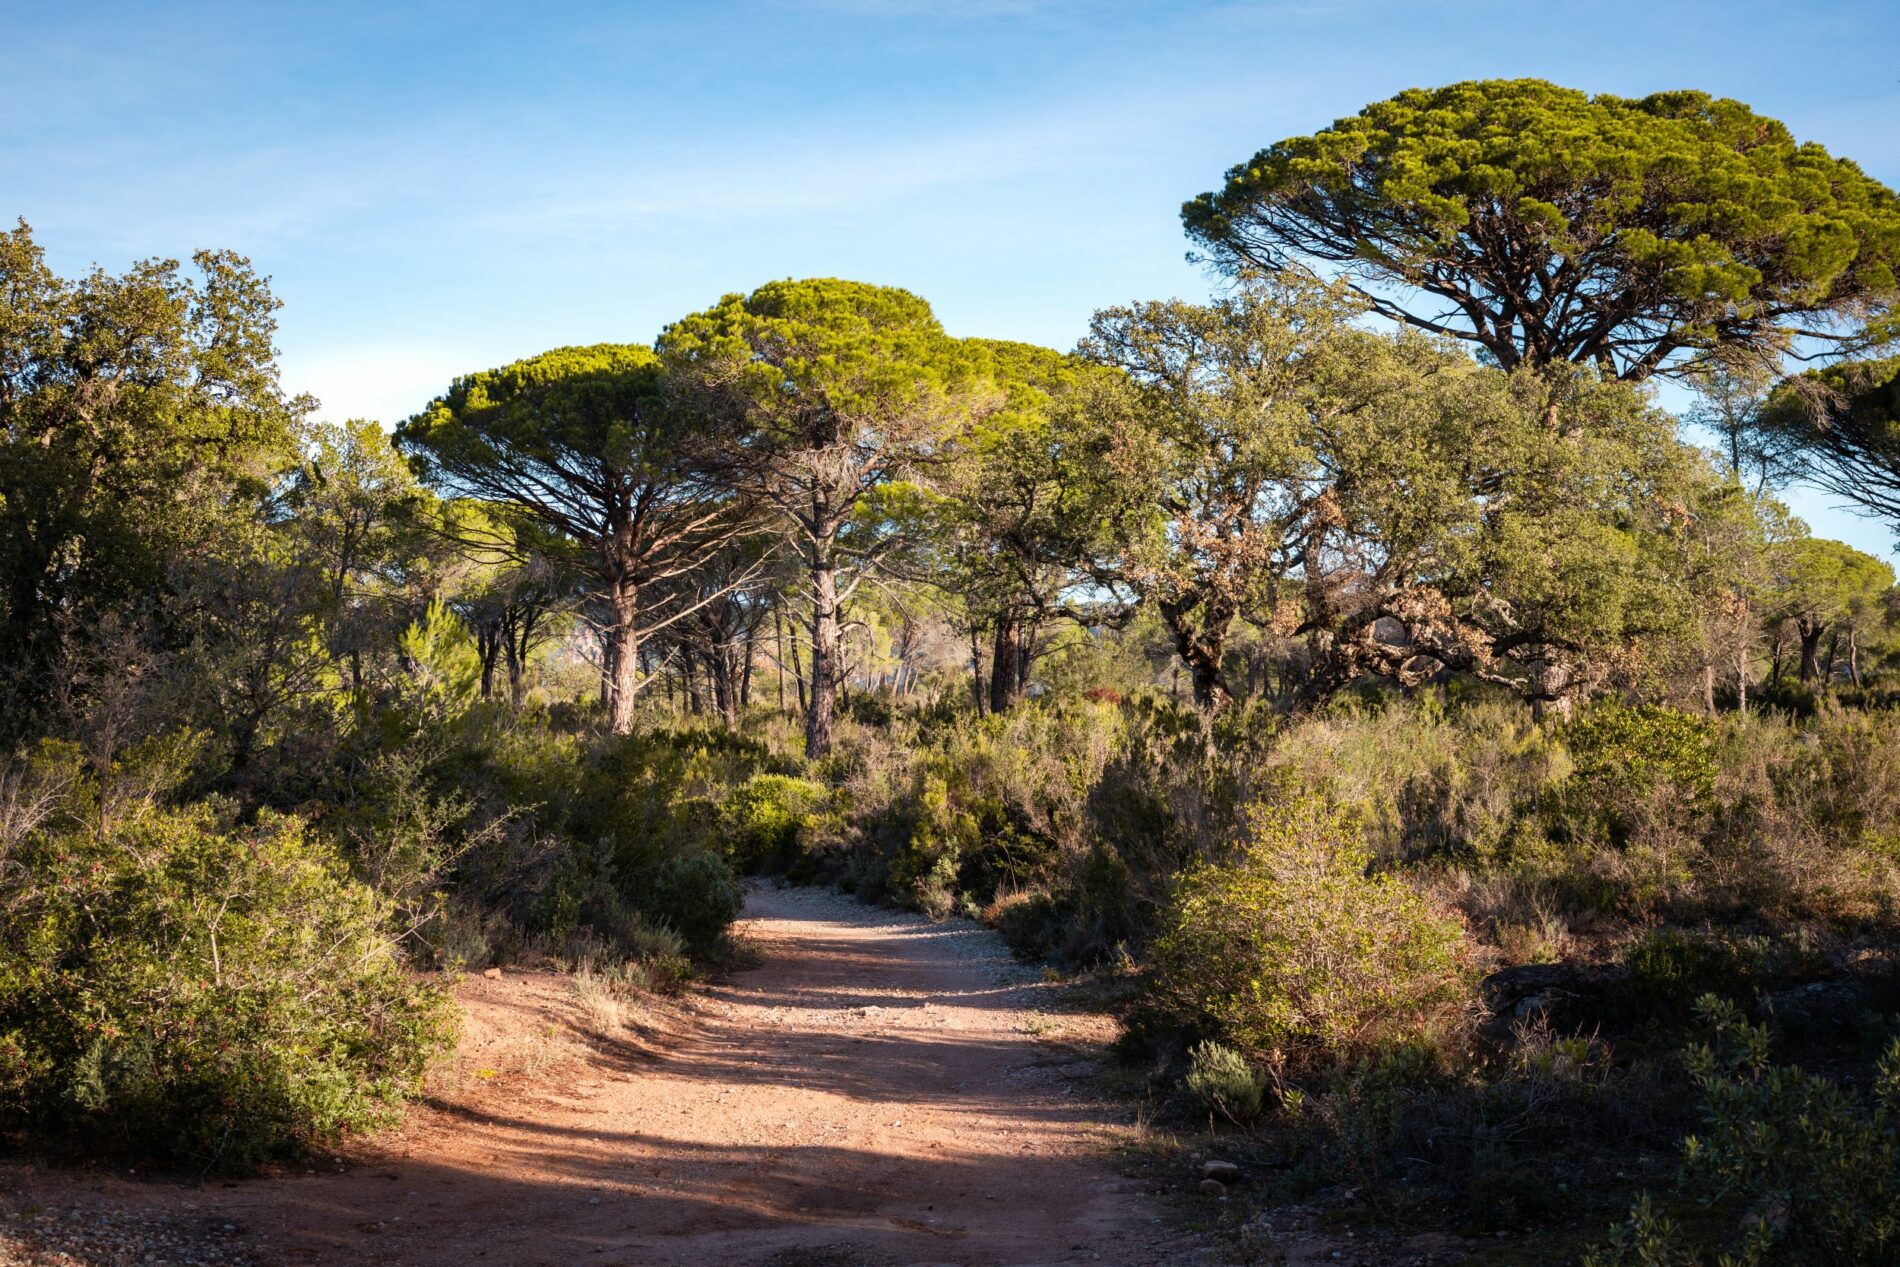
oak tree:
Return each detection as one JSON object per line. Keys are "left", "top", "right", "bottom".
{"left": 1074, "top": 276, "right": 1371, "bottom": 711}
{"left": 0, "top": 220, "right": 304, "bottom": 728}
{"left": 1767, "top": 535, "right": 1894, "bottom": 686}
{"left": 935, "top": 339, "right": 1110, "bottom": 713}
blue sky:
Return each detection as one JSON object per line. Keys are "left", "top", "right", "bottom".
{"left": 7, "top": 0, "right": 1899, "bottom": 557}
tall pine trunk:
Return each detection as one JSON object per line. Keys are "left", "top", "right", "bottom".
{"left": 606, "top": 574, "right": 642, "bottom": 734}
{"left": 1797, "top": 620, "right": 1825, "bottom": 685}
{"left": 805, "top": 561, "right": 840, "bottom": 757}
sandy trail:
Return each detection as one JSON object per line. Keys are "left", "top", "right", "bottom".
{"left": 3, "top": 885, "right": 1191, "bottom": 1267}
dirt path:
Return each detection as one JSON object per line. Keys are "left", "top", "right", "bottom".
{"left": 3, "top": 885, "right": 1198, "bottom": 1267}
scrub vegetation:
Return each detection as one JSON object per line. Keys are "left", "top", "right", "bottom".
{"left": 5, "top": 78, "right": 1900, "bottom": 1260}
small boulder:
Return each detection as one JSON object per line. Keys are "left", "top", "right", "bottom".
{"left": 1764, "top": 980, "right": 1873, "bottom": 1034}
{"left": 1198, "top": 1179, "right": 1227, "bottom": 1198}
{"left": 482, "top": 967, "right": 502, "bottom": 980}
{"left": 1478, "top": 961, "right": 1624, "bottom": 1042}
{"left": 1202, "top": 1160, "right": 1242, "bottom": 1184}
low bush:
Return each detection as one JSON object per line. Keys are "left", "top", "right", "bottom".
{"left": 718, "top": 773, "right": 828, "bottom": 873}
{"left": 1588, "top": 996, "right": 1900, "bottom": 1266}
{"left": 0, "top": 771, "right": 455, "bottom": 1170}
{"left": 568, "top": 724, "right": 775, "bottom": 874}
{"left": 1150, "top": 797, "right": 1473, "bottom": 1076}
{"left": 638, "top": 850, "right": 744, "bottom": 955}
{"left": 1616, "top": 928, "right": 1824, "bottom": 1022}
{"left": 1183, "top": 1040, "right": 1266, "bottom": 1122}
{"left": 439, "top": 720, "right": 764, "bottom": 962}
{"left": 1566, "top": 703, "right": 1719, "bottom": 808}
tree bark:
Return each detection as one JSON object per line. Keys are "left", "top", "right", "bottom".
{"left": 476, "top": 619, "right": 501, "bottom": 701}
{"left": 773, "top": 606, "right": 788, "bottom": 714}
{"left": 606, "top": 574, "right": 642, "bottom": 734}
{"left": 740, "top": 622, "right": 758, "bottom": 710}
{"left": 969, "top": 624, "right": 987, "bottom": 716}
{"left": 505, "top": 607, "right": 534, "bottom": 711}
{"left": 805, "top": 561, "right": 840, "bottom": 757}
{"left": 1527, "top": 659, "right": 1574, "bottom": 724}
{"left": 791, "top": 618, "right": 808, "bottom": 714}
{"left": 1162, "top": 615, "right": 1231, "bottom": 711}
{"left": 1796, "top": 619, "right": 1825, "bottom": 685}
{"left": 989, "top": 616, "right": 1026, "bottom": 713}
{"left": 710, "top": 640, "right": 741, "bottom": 726}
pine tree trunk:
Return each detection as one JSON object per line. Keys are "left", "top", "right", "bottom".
{"left": 805, "top": 562, "right": 840, "bottom": 758}
{"left": 1797, "top": 621, "right": 1824, "bottom": 684}
{"left": 740, "top": 624, "right": 757, "bottom": 710}
{"left": 773, "top": 607, "right": 787, "bottom": 714}
{"left": 969, "top": 624, "right": 987, "bottom": 715}
{"left": 607, "top": 575, "right": 642, "bottom": 734}
{"left": 709, "top": 643, "right": 734, "bottom": 725}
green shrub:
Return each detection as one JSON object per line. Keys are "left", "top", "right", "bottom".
{"left": 569, "top": 724, "right": 775, "bottom": 871}
{"left": 480, "top": 723, "right": 766, "bottom": 958}
{"left": 996, "top": 844, "right": 1137, "bottom": 966}
{"left": 1152, "top": 797, "right": 1472, "bottom": 1075}
{"left": 532, "top": 835, "right": 629, "bottom": 947}
{"left": 844, "top": 699, "right": 1112, "bottom": 920}
{"left": 718, "top": 773, "right": 827, "bottom": 873}
{"left": 0, "top": 799, "right": 455, "bottom": 1170}
{"left": 637, "top": 850, "right": 744, "bottom": 955}
{"left": 1567, "top": 703, "right": 1719, "bottom": 804}
{"left": 1588, "top": 996, "right": 1900, "bottom": 1266}
{"left": 1183, "top": 1040, "right": 1266, "bottom": 1122}
{"left": 1616, "top": 929, "right": 1810, "bottom": 1022}
{"left": 1260, "top": 692, "right": 1567, "bottom": 867}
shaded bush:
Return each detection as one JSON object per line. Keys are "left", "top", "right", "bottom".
{"left": 0, "top": 772, "right": 454, "bottom": 1170}
{"left": 443, "top": 721, "right": 766, "bottom": 960}
{"left": 1589, "top": 997, "right": 1900, "bottom": 1266}
{"left": 1615, "top": 928, "right": 1824, "bottom": 1023}
{"left": 1151, "top": 797, "right": 1473, "bottom": 1076}
{"left": 639, "top": 850, "right": 744, "bottom": 955}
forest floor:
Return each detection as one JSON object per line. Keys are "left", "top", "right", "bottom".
{"left": 0, "top": 884, "right": 1216, "bottom": 1267}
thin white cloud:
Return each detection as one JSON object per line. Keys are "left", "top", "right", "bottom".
{"left": 465, "top": 72, "right": 1298, "bottom": 238}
